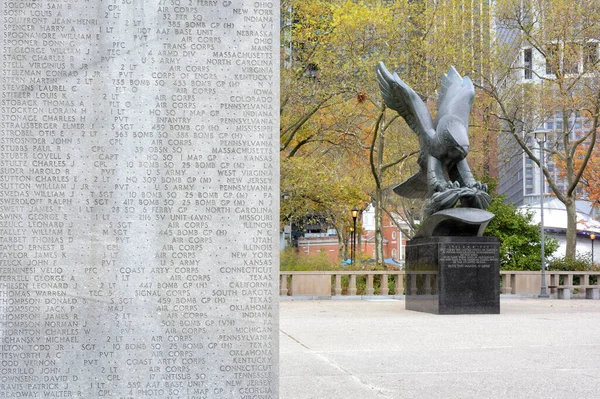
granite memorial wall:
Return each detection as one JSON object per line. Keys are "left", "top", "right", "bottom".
{"left": 0, "top": 0, "right": 279, "bottom": 397}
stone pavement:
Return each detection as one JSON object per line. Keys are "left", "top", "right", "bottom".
{"left": 280, "top": 298, "right": 600, "bottom": 399}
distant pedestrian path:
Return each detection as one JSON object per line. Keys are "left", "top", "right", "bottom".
{"left": 280, "top": 298, "right": 600, "bottom": 399}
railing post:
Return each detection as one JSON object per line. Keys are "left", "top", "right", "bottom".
{"left": 501, "top": 273, "right": 511, "bottom": 294}
{"left": 366, "top": 274, "right": 374, "bottom": 295}
{"left": 510, "top": 273, "right": 516, "bottom": 294}
{"left": 410, "top": 272, "right": 418, "bottom": 295}
{"left": 424, "top": 274, "right": 432, "bottom": 295}
{"left": 334, "top": 274, "right": 342, "bottom": 296}
{"left": 565, "top": 273, "right": 573, "bottom": 287}
{"left": 395, "top": 274, "right": 404, "bottom": 295}
{"left": 280, "top": 274, "right": 288, "bottom": 296}
{"left": 550, "top": 273, "right": 558, "bottom": 294}
{"left": 582, "top": 274, "right": 589, "bottom": 288}
{"left": 348, "top": 275, "right": 357, "bottom": 295}
{"left": 500, "top": 273, "right": 510, "bottom": 294}
{"left": 380, "top": 274, "right": 389, "bottom": 295}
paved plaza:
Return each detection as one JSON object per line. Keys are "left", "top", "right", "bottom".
{"left": 280, "top": 298, "right": 600, "bottom": 399}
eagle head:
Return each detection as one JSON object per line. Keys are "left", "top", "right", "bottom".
{"left": 437, "top": 115, "right": 469, "bottom": 160}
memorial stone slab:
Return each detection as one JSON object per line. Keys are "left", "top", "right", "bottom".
{"left": 405, "top": 237, "right": 500, "bottom": 314}
{"left": 0, "top": 1, "right": 279, "bottom": 398}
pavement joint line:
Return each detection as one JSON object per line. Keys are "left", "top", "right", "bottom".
{"left": 280, "top": 328, "right": 392, "bottom": 397}
{"left": 280, "top": 328, "right": 311, "bottom": 350}
{"left": 311, "top": 351, "right": 392, "bottom": 397}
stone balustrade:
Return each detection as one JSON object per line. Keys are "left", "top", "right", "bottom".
{"left": 280, "top": 270, "right": 600, "bottom": 297}
{"left": 280, "top": 271, "right": 404, "bottom": 297}
{"left": 500, "top": 270, "right": 600, "bottom": 295}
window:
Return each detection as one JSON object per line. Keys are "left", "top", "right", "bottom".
{"left": 584, "top": 42, "right": 599, "bottom": 72}
{"left": 544, "top": 41, "right": 598, "bottom": 75}
{"left": 392, "top": 249, "right": 397, "bottom": 258}
{"left": 563, "top": 43, "right": 579, "bottom": 74}
{"left": 524, "top": 48, "right": 533, "bottom": 79}
{"left": 546, "top": 44, "right": 559, "bottom": 75}
{"left": 391, "top": 231, "right": 396, "bottom": 240}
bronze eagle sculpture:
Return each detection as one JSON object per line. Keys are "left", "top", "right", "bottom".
{"left": 376, "top": 62, "right": 490, "bottom": 217}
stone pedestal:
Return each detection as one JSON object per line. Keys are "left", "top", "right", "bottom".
{"left": 406, "top": 237, "right": 500, "bottom": 314}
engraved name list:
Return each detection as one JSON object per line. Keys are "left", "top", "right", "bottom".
{"left": 1, "top": 0, "right": 279, "bottom": 398}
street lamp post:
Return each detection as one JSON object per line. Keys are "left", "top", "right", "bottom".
{"left": 349, "top": 227, "right": 354, "bottom": 263}
{"left": 535, "top": 131, "right": 549, "bottom": 298}
{"left": 351, "top": 206, "right": 359, "bottom": 264}
{"left": 591, "top": 233, "right": 596, "bottom": 266}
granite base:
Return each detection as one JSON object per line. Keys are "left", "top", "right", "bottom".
{"left": 405, "top": 236, "right": 500, "bottom": 314}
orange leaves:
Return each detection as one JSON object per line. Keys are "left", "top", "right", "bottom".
{"left": 559, "top": 136, "right": 600, "bottom": 204}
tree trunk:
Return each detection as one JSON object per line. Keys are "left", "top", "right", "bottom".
{"left": 338, "top": 230, "right": 348, "bottom": 261}
{"left": 374, "top": 188, "right": 385, "bottom": 267}
{"left": 356, "top": 219, "right": 362, "bottom": 259}
{"left": 564, "top": 196, "right": 577, "bottom": 260}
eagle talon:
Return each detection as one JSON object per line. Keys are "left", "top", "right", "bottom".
{"left": 434, "top": 182, "right": 447, "bottom": 192}
{"left": 466, "top": 181, "right": 481, "bottom": 190}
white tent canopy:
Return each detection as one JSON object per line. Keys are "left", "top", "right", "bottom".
{"left": 520, "top": 198, "right": 600, "bottom": 234}
{"left": 520, "top": 198, "right": 600, "bottom": 260}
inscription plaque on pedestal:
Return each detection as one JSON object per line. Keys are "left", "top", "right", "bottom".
{"left": 0, "top": 1, "right": 279, "bottom": 398}
{"left": 406, "top": 237, "right": 500, "bottom": 315}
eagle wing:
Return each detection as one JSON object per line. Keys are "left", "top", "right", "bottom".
{"left": 392, "top": 172, "right": 428, "bottom": 199}
{"left": 435, "top": 66, "right": 474, "bottom": 128}
{"left": 376, "top": 62, "right": 435, "bottom": 141}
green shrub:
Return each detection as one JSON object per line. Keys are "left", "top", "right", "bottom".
{"left": 549, "top": 253, "right": 593, "bottom": 271}
{"left": 484, "top": 195, "right": 559, "bottom": 270}
{"left": 280, "top": 247, "right": 338, "bottom": 271}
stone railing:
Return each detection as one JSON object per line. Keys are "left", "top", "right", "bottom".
{"left": 280, "top": 270, "right": 600, "bottom": 297}
{"left": 280, "top": 271, "right": 405, "bottom": 297}
{"left": 500, "top": 270, "right": 600, "bottom": 295}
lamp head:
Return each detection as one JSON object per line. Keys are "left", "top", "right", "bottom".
{"left": 351, "top": 206, "right": 359, "bottom": 219}
{"left": 534, "top": 130, "right": 547, "bottom": 142}
{"left": 591, "top": 233, "right": 596, "bottom": 240}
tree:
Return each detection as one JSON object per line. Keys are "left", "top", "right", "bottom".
{"left": 280, "top": 156, "right": 369, "bottom": 260}
{"left": 280, "top": 0, "right": 422, "bottom": 263}
{"left": 280, "top": 0, "right": 500, "bottom": 264}
{"left": 478, "top": 0, "right": 600, "bottom": 260}
{"left": 484, "top": 195, "right": 558, "bottom": 270}
{"left": 368, "top": 109, "right": 419, "bottom": 265}
{"left": 558, "top": 140, "right": 600, "bottom": 207}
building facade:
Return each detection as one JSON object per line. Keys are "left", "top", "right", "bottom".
{"left": 496, "top": 16, "right": 600, "bottom": 206}
{"left": 295, "top": 205, "right": 408, "bottom": 264}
